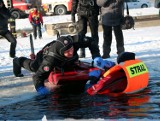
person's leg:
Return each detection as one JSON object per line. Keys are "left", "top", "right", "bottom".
{"left": 77, "top": 15, "right": 87, "bottom": 58}
{"left": 79, "top": 48, "right": 85, "bottom": 58}
{"left": 88, "top": 15, "right": 99, "bottom": 44}
{"left": 33, "top": 25, "right": 37, "bottom": 39}
{"left": 9, "top": 18, "right": 17, "bottom": 39}
{"left": 102, "top": 25, "right": 112, "bottom": 58}
{"left": 113, "top": 25, "right": 125, "bottom": 55}
{"left": 3, "top": 30, "right": 17, "bottom": 58}
{"left": 13, "top": 57, "right": 38, "bottom": 77}
{"left": 13, "top": 57, "right": 26, "bottom": 77}
{"left": 38, "top": 24, "right": 42, "bottom": 39}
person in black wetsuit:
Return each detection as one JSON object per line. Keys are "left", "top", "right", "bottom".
{"left": 13, "top": 34, "right": 103, "bottom": 95}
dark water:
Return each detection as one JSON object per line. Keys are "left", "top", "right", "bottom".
{"left": 0, "top": 77, "right": 160, "bottom": 120}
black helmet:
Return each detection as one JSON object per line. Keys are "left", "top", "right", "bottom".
{"left": 55, "top": 36, "right": 73, "bottom": 56}
{"left": 117, "top": 52, "right": 135, "bottom": 64}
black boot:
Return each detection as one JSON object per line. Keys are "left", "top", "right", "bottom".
{"left": 79, "top": 48, "right": 86, "bottom": 58}
{"left": 10, "top": 54, "right": 15, "bottom": 58}
{"left": 102, "top": 55, "right": 110, "bottom": 59}
{"left": 13, "top": 57, "right": 24, "bottom": 77}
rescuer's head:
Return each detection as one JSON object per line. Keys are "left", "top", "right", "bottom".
{"left": 117, "top": 52, "right": 135, "bottom": 64}
{"left": 55, "top": 36, "right": 74, "bottom": 58}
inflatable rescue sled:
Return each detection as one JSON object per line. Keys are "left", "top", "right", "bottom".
{"left": 44, "top": 61, "right": 97, "bottom": 92}
{"left": 87, "top": 59, "right": 149, "bottom": 95}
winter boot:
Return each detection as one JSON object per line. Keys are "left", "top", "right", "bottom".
{"left": 102, "top": 55, "right": 110, "bottom": 59}
{"left": 10, "top": 54, "right": 15, "bottom": 58}
{"left": 79, "top": 48, "right": 86, "bottom": 58}
{"left": 13, "top": 57, "right": 24, "bottom": 77}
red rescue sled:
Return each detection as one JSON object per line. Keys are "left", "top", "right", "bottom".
{"left": 44, "top": 61, "right": 97, "bottom": 93}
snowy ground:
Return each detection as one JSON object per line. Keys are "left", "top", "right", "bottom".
{"left": 0, "top": 7, "right": 160, "bottom": 107}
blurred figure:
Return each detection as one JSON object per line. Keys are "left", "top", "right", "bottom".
{"left": 0, "top": 0, "right": 17, "bottom": 58}
{"left": 29, "top": 6, "right": 43, "bottom": 39}
{"left": 97, "top": 0, "right": 125, "bottom": 58}
{"left": 71, "top": 0, "right": 100, "bottom": 58}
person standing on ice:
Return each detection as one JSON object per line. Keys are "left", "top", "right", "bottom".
{"left": 0, "top": 0, "right": 17, "bottom": 58}
{"left": 13, "top": 34, "right": 108, "bottom": 95}
{"left": 28, "top": 6, "right": 43, "bottom": 39}
{"left": 97, "top": 0, "right": 125, "bottom": 58}
{"left": 71, "top": 0, "right": 100, "bottom": 58}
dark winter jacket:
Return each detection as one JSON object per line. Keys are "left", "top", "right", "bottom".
{"left": 0, "top": 2, "right": 11, "bottom": 34}
{"left": 33, "top": 34, "right": 101, "bottom": 90}
{"left": 97, "top": 0, "right": 124, "bottom": 26}
{"left": 71, "top": 0, "right": 99, "bottom": 17}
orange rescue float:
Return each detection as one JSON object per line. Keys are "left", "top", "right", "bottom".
{"left": 87, "top": 59, "right": 149, "bottom": 95}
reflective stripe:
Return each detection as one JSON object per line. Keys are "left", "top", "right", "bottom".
{"left": 10, "top": 26, "right": 15, "bottom": 28}
{"left": 8, "top": 19, "right": 15, "bottom": 22}
{"left": 126, "top": 62, "right": 148, "bottom": 78}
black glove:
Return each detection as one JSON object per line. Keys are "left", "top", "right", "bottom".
{"left": 71, "top": 34, "right": 94, "bottom": 47}
{"left": 71, "top": 14, "right": 75, "bottom": 23}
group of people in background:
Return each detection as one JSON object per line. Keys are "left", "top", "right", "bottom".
{"left": 1, "top": 0, "right": 125, "bottom": 59}
{"left": 0, "top": 0, "right": 127, "bottom": 95}
{"left": 71, "top": 0, "right": 125, "bottom": 58}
